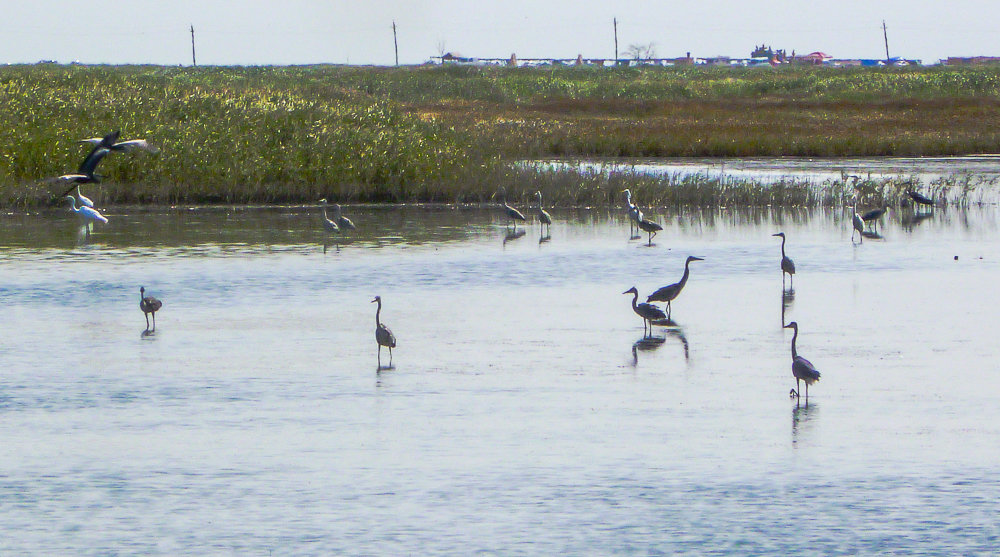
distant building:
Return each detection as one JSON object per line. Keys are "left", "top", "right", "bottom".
{"left": 944, "top": 56, "right": 1000, "bottom": 65}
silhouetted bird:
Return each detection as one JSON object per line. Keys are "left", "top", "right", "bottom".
{"left": 783, "top": 321, "right": 820, "bottom": 400}
{"left": 534, "top": 191, "right": 552, "bottom": 234}
{"left": 623, "top": 286, "right": 666, "bottom": 336}
{"left": 492, "top": 187, "right": 526, "bottom": 230}
{"left": 907, "top": 190, "right": 934, "bottom": 209}
{"left": 637, "top": 218, "right": 662, "bottom": 246}
{"left": 861, "top": 206, "right": 888, "bottom": 231}
{"left": 371, "top": 296, "right": 397, "bottom": 368}
{"left": 646, "top": 256, "right": 704, "bottom": 319}
{"left": 139, "top": 286, "right": 162, "bottom": 332}
{"left": 772, "top": 232, "right": 796, "bottom": 288}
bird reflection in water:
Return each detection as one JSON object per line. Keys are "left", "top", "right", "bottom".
{"left": 860, "top": 230, "right": 884, "bottom": 241}
{"left": 901, "top": 211, "right": 933, "bottom": 232}
{"left": 791, "top": 401, "right": 818, "bottom": 445}
{"left": 639, "top": 318, "right": 690, "bottom": 362}
{"left": 781, "top": 287, "right": 795, "bottom": 327}
{"left": 503, "top": 228, "right": 526, "bottom": 247}
{"left": 630, "top": 335, "right": 666, "bottom": 366}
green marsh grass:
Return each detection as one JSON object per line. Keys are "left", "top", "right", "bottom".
{"left": 3, "top": 64, "right": 1000, "bottom": 208}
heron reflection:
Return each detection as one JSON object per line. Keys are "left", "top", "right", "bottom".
{"left": 503, "top": 228, "right": 526, "bottom": 247}
{"left": 901, "top": 211, "right": 933, "bottom": 232}
{"left": 631, "top": 334, "right": 666, "bottom": 366}
{"left": 791, "top": 401, "right": 819, "bottom": 443}
{"left": 781, "top": 287, "right": 795, "bottom": 327}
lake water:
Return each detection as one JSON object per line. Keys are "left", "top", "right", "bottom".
{"left": 2, "top": 202, "right": 1000, "bottom": 554}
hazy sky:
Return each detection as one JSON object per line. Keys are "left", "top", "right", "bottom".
{"left": 3, "top": 1, "right": 998, "bottom": 66}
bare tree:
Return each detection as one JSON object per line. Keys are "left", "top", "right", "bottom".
{"left": 624, "top": 42, "right": 657, "bottom": 61}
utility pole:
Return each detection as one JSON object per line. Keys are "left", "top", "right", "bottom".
{"left": 190, "top": 24, "right": 197, "bottom": 66}
{"left": 392, "top": 21, "right": 399, "bottom": 66}
{"left": 882, "top": 20, "right": 890, "bottom": 63}
{"left": 613, "top": 18, "right": 618, "bottom": 62}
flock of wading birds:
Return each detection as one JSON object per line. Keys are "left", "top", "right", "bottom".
{"left": 49, "top": 131, "right": 939, "bottom": 395}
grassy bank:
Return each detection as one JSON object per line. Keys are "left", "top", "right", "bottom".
{"left": 2, "top": 64, "right": 1000, "bottom": 208}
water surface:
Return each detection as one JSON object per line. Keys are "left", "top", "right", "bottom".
{"left": 2, "top": 204, "right": 999, "bottom": 554}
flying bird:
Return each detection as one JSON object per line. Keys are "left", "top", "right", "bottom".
{"left": 646, "top": 256, "right": 704, "bottom": 319}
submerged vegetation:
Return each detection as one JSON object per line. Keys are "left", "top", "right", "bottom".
{"left": 2, "top": 64, "right": 1000, "bottom": 208}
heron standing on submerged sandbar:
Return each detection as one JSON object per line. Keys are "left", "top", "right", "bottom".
{"left": 371, "top": 296, "right": 397, "bottom": 368}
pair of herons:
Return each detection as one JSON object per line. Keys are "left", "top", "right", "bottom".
{"left": 623, "top": 189, "right": 662, "bottom": 245}
{"left": 492, "top": 188, "right": 552, "bottom": 234}
{"left": 847, "top": 175, "right": 936, "bottom": 242}
{"left": 54, "top": 130, "right": 157, "bottom": 227}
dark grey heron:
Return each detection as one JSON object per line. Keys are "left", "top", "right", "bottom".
{"left": 371, "top": 296, "right": 397, "bottom": 368}
{"left": 623, "top": 286, "right": 667, "bottom": 337}
{"left": 534, "top": 191, "right": 552, "bottom": 235}
{"left": 783, "top": 321, "right": 820, "bottom": 400}
{"left": 54, "top": 130, "right": 119, "bottom": 191}
{"left": 318, "top": 199, "right": 341, "bottom": 233}
{"left": 861, "top": 205, "right": 888, "bottom": 232}
{"left": 637, "top": 218, "right": 662, "bottom": 246}
{"left": 492, "top": 188, "right": 526, "bottom": 230}
{"left": 907, "top": 190, "right": 934, "bottom": 209}
{"left": 139, "top": 286, "right": 162, "bottom": 332}
{"left": 646, "top": 255, "right": 704, "bottom": 319}
{"left": 622, "top": 189, "right": 644, "bottom": 237}
{"left": 772, "top": 232, "right": 795, "bottom": 288}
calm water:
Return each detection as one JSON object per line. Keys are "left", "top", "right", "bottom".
{"left": 2, "top": 203, "right": 1000, "bottom": 554}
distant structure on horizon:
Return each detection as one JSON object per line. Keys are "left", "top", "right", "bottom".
{"left": 432, "top": 51, "right": 922, "bottom": 68}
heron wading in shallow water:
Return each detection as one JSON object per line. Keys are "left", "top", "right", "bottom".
{"left": 646, "top": 256, "right": 704, "bottom": 320}
{"left": 534, "top": 191, "right": 552, "bottom": 235}
{"left": 622, "top": 189, "right": 643, "bottom": 237}
{"left": 783, "top": 321, "right": 820, "bottom": 401}
{"left": 772, "top": 232, "right": 795, "bottom": 288}
{"left": 492, "top": 187, "right": 526, "bottom": 231}
{"left": 623, "top": 286, "right": 666, "bottom": 337}
{"left": 64, "top": 195, "right": 108, "bottom": 232}
{"left": 371, "top": 296, "right": 396, "bottom": 368}
{"left": 139, "top": 286, "right": 162, "bottom": 332}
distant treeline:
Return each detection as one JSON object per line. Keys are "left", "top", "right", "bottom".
{"left": 2, "top": 64, "right": 1000, "bottom": 207}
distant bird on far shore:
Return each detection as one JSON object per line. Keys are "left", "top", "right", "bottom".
{"left": 492, "top": 187, "right": 526, "bottom": 230}
{"left": 534, "top": 191, "right": 552, "bottom": 234}
{"left": 907, "top": 190, "right": 935, "bottom": 209}
{"left": 320, "top": 199, "right": 356, "bottom": 231}
{"left": 851, "top": 199, "right": 865, "bottom": 243}
{"left": 772, "top": 232, "right": 795, "bottom": 288}
{"left": 646, "top": 256, "right": 704, "bottom": 319}
{"left": 139, "top": 286, "right": 162, "bottom": 332}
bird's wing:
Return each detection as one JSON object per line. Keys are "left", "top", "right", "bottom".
{"left": 78, "top": 138, "right": 103, "bottom": 145}
{"left": 793, "top": 357, "right": 820, "bottom": 380}
{"left": 508, "top": 207, "right": 527, "bottom": 221}
{"left": 113, "top": 139, "right": 159, "bottom": 153}
{"left": 377, "top": 325, "right": 397, "bottom": 347}
{"left": 78, "top": 146, "right": 110, "bottom": 176}
{"left": 637, "top": 303, "right": 666, "bottom": 319}
{"left": 647, "top": 284, "right": 677, "bottom": 302}
{"left": 51, "top": 174, "right": 89, "bottom": 186}
{"left": 338, "top": 216, "right": 356, "bottom": 230}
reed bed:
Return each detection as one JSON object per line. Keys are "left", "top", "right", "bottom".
{"left": 3, "top": 64, "right": 1000, "bottom": 208}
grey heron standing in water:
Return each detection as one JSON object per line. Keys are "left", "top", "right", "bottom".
{"left": 623, "top": 286, "right": 667, "bottom": 337}
{"left": 783, "top": 321, "right": 820, "bottom": 400}
{"left": 637, "top": 217, "right": 662, "bottom": 246}
{"left": 534, "top": 191, "right": 552, "bottom": 235}
{"left": 492, "top": 188, "right": 526, "bottom": 231}
{"left": 371, "top": 296, "right": 397, "bottom": 368}
{"left": 139, "top": 286, "right": 162, "bottom": 332}
{"left": 861, "top": 205, "right": 888, "bottom": 232}
{"left": 646, "top": 256, "right": 704, "bottom": 319}
{"left": 851, "top": 199, "right": 865, "bottom": 243}
{"left": 772, "top": 232, "right": 795, "bottom": 288}
{"left": 320, "top": 199, "right": 356, "bottom": 231}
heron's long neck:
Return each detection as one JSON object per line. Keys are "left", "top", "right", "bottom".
{"left": 375, "top": 301, "right": 382, "bottom": 325}
{"left": 790, "top": 326, "right": 799, "bottom": 358}
{"left": 630, "top": 291, "right": 639, "bottom": 310}
{"left": 333, "top": 205, "right": 342, "bottom": 219}
{"left": 780, "top": 236, "right": 787, "bottom": 258}
{"left": 67, "top": 197, "right": 77, "bottom": 211}
{"left": 679, "top": 262, "right": 692, "bottom": 288}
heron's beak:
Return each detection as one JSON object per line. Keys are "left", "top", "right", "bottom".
{"left": 370, "top": 298, "right": 378, "bottom": 303}
{"left": 692, "top": 257, "right": 704, "bottom": 261}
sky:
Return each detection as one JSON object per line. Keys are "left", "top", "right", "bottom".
{"left": 3, "top": 1, "right": 999, "bottom": 66}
